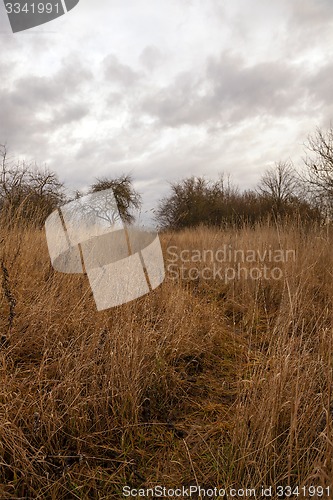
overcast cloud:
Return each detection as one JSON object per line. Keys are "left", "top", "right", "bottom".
{"left": 0, "top": 0, "right": 333, "bottom": 222}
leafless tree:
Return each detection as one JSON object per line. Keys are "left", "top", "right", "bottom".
{"left": 0, "top": 145, "right": 64, "bottom": 226}
{"left": 258, "top": 161, "right": 297, "bottom": 213}
{"left": 303, "top": 126, "right": 333, "bottom": 215}
{"left": 89, "top": 175, "right": 141, "bottom": 224}
{"left": 65, "top": 188, "right": 121, "bottom": 231}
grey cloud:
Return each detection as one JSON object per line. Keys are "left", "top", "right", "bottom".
{"left": 106, "top": 91, "right": 124, "bottom": 107}
{"left": 283, "top": 0, "right": 333, "bottom": 55}
{"left": 289, "top": 0, "right": 333, "bottom": 28}
{"left": 0, "top": 0, "right": 332, "bottom": 218}
{"left": 0, "top": 87, "right": 46, "bottom": 142}
{"left": 140, "top": 53, "right": 309, "bottom": 128}
{"left": 0, "top": 55, "right": 93, "bottom": 157}
{"left": 0, "top": 60, "right": 13, "bottom": 86}
{"left": 14, "top": 56, "right": 92, "bottom": 108}
{"left": 103, "top": 54, "right": 141, "bottom": 86}
{"left": 140, "top": 70, "right": 208, "bottom": 127}
{"left": 51, "top": 103, "right": 90, "bottom": 127}
{"left": 139, "top": 46, "right": 164, "bottom": 71}
{"left": 208, "top": 55, "right": 304, "bottom": 116}
{"left": 74, "top": 138, "right": 128, "bottom": 164}
{"left": 306, "top": 63, "right": 333, "bottom": 126}
{"left": 308, "top": 63, "right": 333, "bottom": 106}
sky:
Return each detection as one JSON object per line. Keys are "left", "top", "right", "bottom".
{"left": 0, "top": 0, "right": 333, "bottom": 224}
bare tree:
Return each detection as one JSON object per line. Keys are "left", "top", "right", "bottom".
{"left": 0, "top": 145, "right": 64, "bottom": 226}
{"left": 258, "top": 161, "right": 297, "bottom": 213}
{"left": 65, "top": 188, "right": 121, "bottom": 232}
{"left": 303, "top": 126, "right": 333, "bottom": 214}
{"left": 89, "top": 175, "right": 141, "bottom": 224}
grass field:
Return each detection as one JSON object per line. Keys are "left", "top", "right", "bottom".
{"left": 1, "top": 220, "right": 333, "bottom": 498}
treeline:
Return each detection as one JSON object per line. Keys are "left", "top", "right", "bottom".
{"left": 1, "top": 125, "right": 333, "bottom": 230}
{"left": 155, "top": 166, "right": 320, "bottom": 230}
{"left": 156, "top": 126, "right": 333, "bottom": 230}
{"left": 0, "top": 144, "right": 140, "bottom": 228}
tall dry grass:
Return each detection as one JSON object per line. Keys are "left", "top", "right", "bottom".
{"left": 0, "top": 218, "right": 333, "bottom": 498}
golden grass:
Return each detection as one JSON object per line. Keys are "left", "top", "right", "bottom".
{"left": 0, "top": 220, "right": 333, "bottom": 498}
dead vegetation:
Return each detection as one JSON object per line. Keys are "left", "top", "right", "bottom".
{"left": 0, "top": 220, "right": 333, "bottom": 498}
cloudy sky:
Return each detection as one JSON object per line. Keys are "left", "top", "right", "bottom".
{"left": 0, "top": 0, "right": 333, "bottom": 222}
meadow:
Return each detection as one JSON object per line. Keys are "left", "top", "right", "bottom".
{"left": 0, "top": 220, "right": 333, "bottom": 498}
